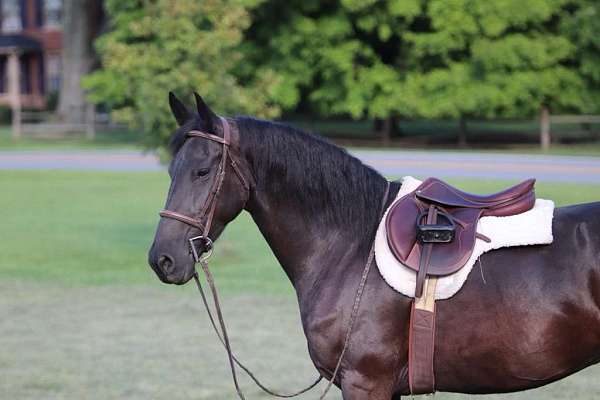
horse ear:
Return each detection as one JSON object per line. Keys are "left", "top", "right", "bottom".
{"left": 169, "top": 91, "right": 190, "bottom": 126}
{"left": 194, "top": 92, "right": 219, "bottom": 131}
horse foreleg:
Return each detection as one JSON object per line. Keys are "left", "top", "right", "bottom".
{"left": 340, "top": 371, "right": 395, "bottom": 400}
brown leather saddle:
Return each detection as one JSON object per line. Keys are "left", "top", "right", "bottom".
{"left": 386, "top": 177, "right": 536, "bottom": 297}
{"left": 384, "top": 177, "right": 536, "bottom": 395}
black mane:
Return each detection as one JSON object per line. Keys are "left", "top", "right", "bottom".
{"left": 236, "top": 117, "right": 388, "bottom": 247}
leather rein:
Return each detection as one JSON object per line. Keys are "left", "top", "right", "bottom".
{"left": 158, "top": 117, "right": 390, "bottom": 399}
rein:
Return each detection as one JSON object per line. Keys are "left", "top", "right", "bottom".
{"left": 159, "top": 117, "right": 391, "bottom": 398}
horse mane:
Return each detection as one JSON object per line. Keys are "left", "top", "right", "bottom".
{"left": 236, "top": 116, "right": 388, "bottom": 248}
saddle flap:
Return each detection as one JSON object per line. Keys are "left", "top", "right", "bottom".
{"left": 386, "top": 191, "right": 483, "bottom": 276}
{"left": 385, "top": 196, "right": 419, "bottom": 261}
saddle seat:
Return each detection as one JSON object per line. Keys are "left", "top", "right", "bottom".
{"left": 414, "top": 178, "right": 535, "bottom": 215}
{"left": 385, "top": 177, "right": 536, "bottom": 295}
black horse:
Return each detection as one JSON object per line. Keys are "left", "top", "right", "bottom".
{"left": 149, "top": 93, "right": 600, "bottom": 399}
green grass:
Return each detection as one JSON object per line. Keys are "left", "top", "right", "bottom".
{"left": 0, "top": 170, "right": 290, "bottom": 293}
{"left": 0, "top": 125, "right": 144, "bottom": 150}
{"left": 2, "top": 170, "right": 600, "bottom": 290}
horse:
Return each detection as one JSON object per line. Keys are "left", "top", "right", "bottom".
{"left": 148, "top": 92, "right": 600, "bottom": 399}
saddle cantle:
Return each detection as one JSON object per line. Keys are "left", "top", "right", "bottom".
{"left": 383, "top": 177, "right": 537, "bottom": 396}
{"left": 386, "top": 177, "right": 536, "bottom": 296}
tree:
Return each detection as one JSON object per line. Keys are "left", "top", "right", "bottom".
{"left": 58, "top": 0, "right": 103, "bottom": 123}
{"left": 244, "top": 0, "right": 596, "bottom": 143}
{"left": 561, "top": 0, "right": 600, "bottom": 112}
{"left": 84, "top": 0, "right": 279, "bottom": 150}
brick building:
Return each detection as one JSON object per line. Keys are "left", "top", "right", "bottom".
{"left": 0, "top": 0, "right": 62, "bottom": 110}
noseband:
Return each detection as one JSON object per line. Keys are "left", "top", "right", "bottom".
{"left": 159, "top": 117, "right": 251, "bottom": 261}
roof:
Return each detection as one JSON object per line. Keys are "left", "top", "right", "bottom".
{"left": 0, "top": 34, "right": 41, "bottom": 52}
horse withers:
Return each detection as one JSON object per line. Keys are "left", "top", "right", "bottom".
{"left": 149, "top": 92, "right": 600, "bottom": 399}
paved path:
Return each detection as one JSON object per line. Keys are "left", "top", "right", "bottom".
{"left": 0, "top": 150, "right": 163, "bottom": 171}
{"left": 352, "top": 150, "right": 600, "bottom": 183}
{"left": 1, "top": 149, "right": 600, "bottom": 183}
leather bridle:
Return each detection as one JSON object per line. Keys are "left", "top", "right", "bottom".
{"left": 159, "top": 117, "right": 251, "bottom": 262}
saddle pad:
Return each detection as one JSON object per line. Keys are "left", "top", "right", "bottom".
{"left": 375, "top": 177, "right": 555, "bottom": 300}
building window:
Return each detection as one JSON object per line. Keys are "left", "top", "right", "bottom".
{"left": 46, "top": 53, "right": 61, "bottom": 92}
{"left": 44, "top": 0, "right": 62, "bottom": 28}
{"left": 2, "top": 0, "right": 22, "bottom": 33}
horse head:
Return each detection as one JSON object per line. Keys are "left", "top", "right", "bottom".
{"left": 148, "top": 92, "right": 252, "bottom": 284}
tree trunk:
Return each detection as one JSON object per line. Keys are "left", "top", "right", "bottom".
{"left": 380, "top": 115, "right": 397, "bottom": 145}
{"left": 458, "top": 116, "right": 467, "bottom": 148}
{"left": 58, "top": 0, "right": 103, "bottom": 124}
{"left": 8, "top": 51, "right": 21, "bottom": 139}
{"left": 540, "top": 105, "right": 551, "bottom": 151}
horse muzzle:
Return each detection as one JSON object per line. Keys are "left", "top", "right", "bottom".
{"left": 148, "top": 243, "right": 196, "bottom": 285}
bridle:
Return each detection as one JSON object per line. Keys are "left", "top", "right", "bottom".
{"left": 157, "top": 116, "right": 390, "bottom": 399}
{"left": 159, "top": 117, "right": 251, "bottom": 262}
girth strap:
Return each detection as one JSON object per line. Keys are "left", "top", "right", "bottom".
{"left": 410, "top": 205, "right": 439, "bottom": 394}
{"left": 409, "top": 277, "right": 438, "bottom": 395}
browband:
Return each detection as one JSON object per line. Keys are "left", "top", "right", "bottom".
{"left": 187, "top": 130, "right": 230, "bottom": 145}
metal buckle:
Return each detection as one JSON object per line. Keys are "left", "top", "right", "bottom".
{"left": 416, "top": 209, "right": 456, "bottom": 244}
{"left": 189, "top": 236, "right": 214, "bottom": 263}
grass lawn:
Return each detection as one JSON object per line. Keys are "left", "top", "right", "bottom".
{"left": 0, "top": 125, "right": 144, "bottom": 150}
{"left": 2, "top": 170, "right": 600, "bottom": 399}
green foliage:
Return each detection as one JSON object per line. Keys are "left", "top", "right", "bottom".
{"left": 246, "top": 0, "right": 599, "bottom": 120}
{"left": 561, "top": 0, "right": 600, "bottom": 112}
{"left": 86, "top": 0, "right": 599, "bottom": 147}
{"left": 84, "top": 0, "right": 280, "bottom": 150}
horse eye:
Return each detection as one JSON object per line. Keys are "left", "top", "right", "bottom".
{"left": 193, "top": 168, "right": 210, "bottom": 178}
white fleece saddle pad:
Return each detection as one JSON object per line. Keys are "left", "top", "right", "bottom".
{"left": 375, "top": 177, "right": 555, "bottom": 300}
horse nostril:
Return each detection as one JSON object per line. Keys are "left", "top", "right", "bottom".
{"left": 158, "top": 254, "right": 175, "bottom": 274}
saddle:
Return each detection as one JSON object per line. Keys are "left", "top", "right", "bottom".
{"left": 386, "top": 177, "right": 536, "bottom": 297}
{"left": 384, "top": 177, "right": 536, "bottom": 395}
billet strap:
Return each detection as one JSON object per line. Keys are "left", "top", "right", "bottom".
{"left": 409, "top": 276, "right": 438, "bottom": 395}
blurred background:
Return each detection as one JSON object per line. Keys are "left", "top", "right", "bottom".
{"left": 1, "top": 1, "right": 599, "bottom": 399}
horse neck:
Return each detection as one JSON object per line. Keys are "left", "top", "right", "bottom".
{"left": 238, "top": 128, "right": 390, "bottom": 296}
{"left": 246, "top": 189, "right": 381, "bottom": 297}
